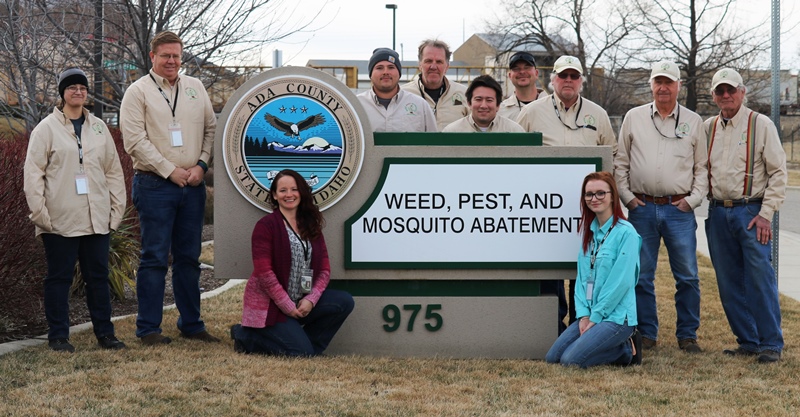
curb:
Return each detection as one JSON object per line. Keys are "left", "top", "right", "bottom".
{"left": 0, "top": 278, "right": 246, "bottom": 357}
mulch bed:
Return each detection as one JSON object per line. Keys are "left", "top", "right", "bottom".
{"left": 0, "top": 225, "right": 227, "bottom": 344}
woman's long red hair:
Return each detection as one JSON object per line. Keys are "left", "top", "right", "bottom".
{"left": 579, "top": 171, "right": 627, "bottom": 253}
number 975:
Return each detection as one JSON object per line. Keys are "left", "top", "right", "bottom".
{"left": 382, "top": 304, "right": 442, "bottom": 332}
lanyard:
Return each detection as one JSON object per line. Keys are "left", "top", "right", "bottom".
{"left": 149, "top": 73, "right": 178, "bottom": 119}
{"left": 73, "top": 132, "right": 84, "bottom": 172}
{"left": 418, "top": 77, "right": 445, "bottom": 115}
{"left": 551, "top": 95, "right": 597, "bottom": 131}
{"left": 589, "top": 224, "right": 615, "bottom": 271}
{"left": 650, "top": 103, "right": 684, "bottom": 138}
{"left": 282, "top": 214, "right": 309, "bottom": 262}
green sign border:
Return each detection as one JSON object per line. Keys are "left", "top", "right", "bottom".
{"left": 344, "top": 155, "right": 603, "bottom": 270}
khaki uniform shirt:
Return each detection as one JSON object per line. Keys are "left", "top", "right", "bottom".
{"left": 357, "top": 88, "right": 437, "bottom": 132}
{"left": 401, "top": 75, "right": 469, "bottom": 131}
{"left": 515, "top": 93, "right": 616, "bottom": 153}
{"left": 704, "top": 106, "right": 787, "bottom": 221}
{"left": 497, "top": 91, "right": 542, "bottom": 121}
{"left": 442, "top": 114, "right": 525, "bottom": 133}
{"left": 119, "top": 70, "right": 215, "bottom": 178}
{"left": 24, "top": 107, "right": 126, "bottom": 237}
{"left": 615, "top": 102, "right": 708, "bottom": 209}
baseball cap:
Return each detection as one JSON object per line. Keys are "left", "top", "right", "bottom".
{"left": 650, "top": 61, "right": 681, "bottom": 81}
{"left": 553, "top": 55, "right": 583, "bottom": 75}
{"left": 509, "top": 51, "right": 536, "bottom": 68}
{"left": 711, "top": 68, "right": 744, "bottom": 90}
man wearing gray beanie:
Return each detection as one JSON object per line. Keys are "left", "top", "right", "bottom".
{"left": 357, "top": 47, "right": 436, "bottom": 132}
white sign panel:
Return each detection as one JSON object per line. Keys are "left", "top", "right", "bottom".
{"left": 347, "top": 160, "right": 598, "bottom": 267}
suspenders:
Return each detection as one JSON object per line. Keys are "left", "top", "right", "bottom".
{"left": 707, "top": 111, "right": 759, "bottom": 198}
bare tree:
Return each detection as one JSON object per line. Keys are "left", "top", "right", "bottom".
{"left": 486, "top": 0, "right": 643, "bottom": 110}
{"left": 0, "top": 1, "right": 78, "bottom": 131}
{"left": 0, "top": 0, "right": 325, "bottom": 131}
{"left": 633, "top": 0, "right": 770, "bottom": 111}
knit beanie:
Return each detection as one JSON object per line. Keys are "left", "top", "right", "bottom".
{"left": 368, "top": 48, "right": 401, "bottom": 77}
{"left": 58, "top": 68, "right": 89, "bottom": 99}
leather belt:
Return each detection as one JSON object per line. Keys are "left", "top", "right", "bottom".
{"left": 709, "top": 198, "right": 763, "bottom": 208}
{"left": 134, "top": 169, "right": 162, "bottom": 178}
{"left": 638, "top": 193, "right": 689, "bottom": 205}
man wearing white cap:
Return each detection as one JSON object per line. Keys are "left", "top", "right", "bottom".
{"left": 516, "top": 55, "right": 615, "bottom": 149}
{"left": 614, "top": 61, "right": 707, "bottom": 353}
{"left": 357, "top": 47, "right": 436, "bottom": 132}
{"left": 516, "top": 55, "right": 616, "bottom": 334}
{"left": 704, "top": 68, "right": 786, "bottom": 363}
{"left": 497, "top": 51, "right": 542, "bottom": 120}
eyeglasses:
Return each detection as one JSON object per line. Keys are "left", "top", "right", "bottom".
{"left": 714, "top": 85, "right": 738, "bottom": 96}
{"left": 584, "top": 191, "right": 610, "bottom": 200}
{"left": 557, "top": 72, "right": 581, "bottom": 80}
{"left": 66, "top": 86, "right": 87, "bottom": 93}
{"left": 157, "top": 54, "right": 182, "bottom": 61}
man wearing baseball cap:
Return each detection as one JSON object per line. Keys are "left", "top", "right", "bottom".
{"left": 515, "top": 55, "right": 616, "bottom": 334}
{"left": 358, "top": 47, "right": 436, "bottom": 132}
{"left": 497, "top": 51, "right": 542, "bottom": 120}
{"left": 615, "top": 60, "right": 707, "bottom": 354}
{"left": 704, "top": 68, "right": 786, "bottom": 363}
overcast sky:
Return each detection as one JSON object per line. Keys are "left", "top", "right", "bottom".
{"left": 248, "top": 0, "right": 799, "bottom": 70}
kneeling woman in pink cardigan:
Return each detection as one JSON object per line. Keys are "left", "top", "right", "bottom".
{"left": 230, "top": 169, "right": 354, "bottom": 355}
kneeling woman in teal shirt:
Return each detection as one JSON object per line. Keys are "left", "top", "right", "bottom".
{"left": 546, "top": 171, "right": 643, "bottom": 368}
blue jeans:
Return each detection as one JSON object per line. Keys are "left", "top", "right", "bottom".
{"left": 628, "top": 201, "right": 700, "bottom": 341}
{"left": 706, "top": 203, "right": 783, "bottom": 352}
{"left": 232, "top": 289, "right": 354, "bottom": 356}
{"left": 546, "top": 320, "right": 635, "bottom": 368}
{"left": 133, "top": 173, "right": 206, "bottom": 338}
{"left": 42, "top": 233, "right": 115, "bottom": 340}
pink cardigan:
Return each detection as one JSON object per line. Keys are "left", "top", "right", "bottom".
{"left": 241, "top": 211, "right": 330, "bottom": 328}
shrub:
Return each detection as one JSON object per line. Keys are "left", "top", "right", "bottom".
{"left": 0, "top": 133, "right": 47, "bottom": 336}
{"left": 205, "top": 186, "right": 215, "bottom": 225}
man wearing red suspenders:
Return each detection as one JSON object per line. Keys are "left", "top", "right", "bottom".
{"left": 704, "top": 68, "right": 787, "bottom": 363}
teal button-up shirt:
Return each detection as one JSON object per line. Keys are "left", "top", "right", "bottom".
{"left": 574, "top": 218, "right": 642, "bottom": 325}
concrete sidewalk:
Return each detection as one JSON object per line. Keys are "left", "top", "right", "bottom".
{"left": 694, "top": 208, "right": 800, "bottom": 302}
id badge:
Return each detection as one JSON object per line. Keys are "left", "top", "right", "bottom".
{"left": 300, "top": 268, "right": 313, "bottom": 293}
{"left": 169, "top": 121, "right": 183, "bottom": 147}
{"left": 75, "top": 173, "right": 89, "bottom": 195}
{"left": 586, "top": 282, "right": 594, "bottom": 301}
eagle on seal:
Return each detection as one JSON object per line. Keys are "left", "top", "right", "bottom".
{"left": 265, "top": 113, "right": 326, "bottom": 140}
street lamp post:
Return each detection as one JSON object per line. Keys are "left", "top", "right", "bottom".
{"left": 385, "top": 4, "right": 397, "bottom": 51}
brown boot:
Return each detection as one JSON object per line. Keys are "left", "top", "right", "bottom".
{"left": 140, "top": 333, "right": 172, "bottom": 345}
{"left": 678, "top": 338, "right": 703, "bottom": 353}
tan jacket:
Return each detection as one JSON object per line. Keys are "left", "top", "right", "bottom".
{"left": 119, "top": 70, "right": 215, "bottom": 177}
{"left": 401, "top": 75, "right": 469, "bottom": 131}
{"left": 24, "top": 107, "right": 126, "bottom": 237}
{"left": 357, "top": 88, "right": 437, "bottom": 132}
{"left": 442, "top": 114, "right": 525, "bottom": 133}
{"left": 704, "top": 106, "right": 786, "bottom": 221}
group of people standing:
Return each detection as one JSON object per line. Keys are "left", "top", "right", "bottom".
{"left": 358, "top": 39, "right": 786, "bottom": 367}
{"left": 23, "top": 32, "right": 786, "bottom": 366}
